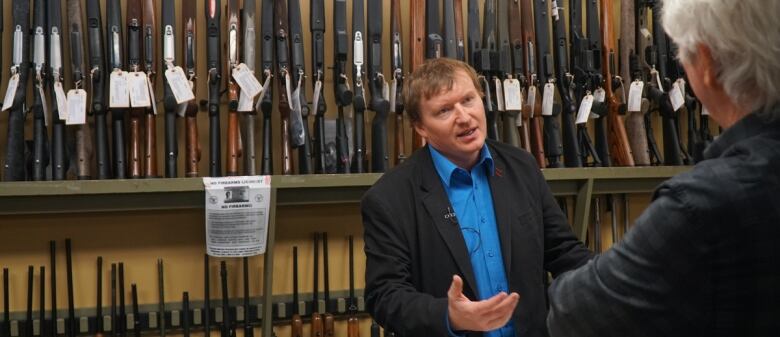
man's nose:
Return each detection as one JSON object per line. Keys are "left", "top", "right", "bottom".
{"left": 453, "top": 104, "right": 471, "bottom": 124}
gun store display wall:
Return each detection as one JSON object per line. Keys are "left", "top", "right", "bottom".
{"left": 0, "top": 0, "right": 713, "bottom": 337}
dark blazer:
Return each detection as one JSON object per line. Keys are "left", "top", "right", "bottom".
{"left": 363, "top": 140, "right": 592, "bottom": 337}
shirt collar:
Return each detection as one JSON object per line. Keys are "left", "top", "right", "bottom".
{"left": 703, "top": 106, "right": 780, "bottom": 159}
{"left": 429, "top": 144, "right": 495, "bottom": 187}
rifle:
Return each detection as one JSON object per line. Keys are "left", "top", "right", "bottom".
{"left": 410, "top": 0, "right": 425, "bottom": 151}
{"left": 68, "top": 0, "right": 95, "bottom": 180}
{"left": 259, "top": 0, "right": 274, "bottom": 175}
{"left": 567, "top": 0, "right": 602, "bottom": 167}
{"left": 110, "top": 264, "right": 116, "bottom": 337}
{"left": 549, "top": 0, "right": 582, "bottom": 167}
{"left": 321, "top": 233, "right": 334, "bottom": 337}
{"left": 2, "top": 269, "right": 8, "bottom": 337}
{"left": 621, "top": 0, "right": 651, "bottom": 166}
{"left": 368, "top": 0, "right": 391, "bottom": 173}
{"left": 519, "top": 0, "right": 546, "bottom": 168}
{"left": 204, "top": 255, "right": 211, "bottom": 337}
{"left": 532, "top": 0, "right": 562, "bottom": 168}
{"left": 635, "top": 0, "right": 662, "bottom": 165}
{"left": 443, "top": 0, "right": 457, "bottom": 59}
{"left": 32, "top": 0, "right": 50, "bottom": 181}
{"left": 311, "top": 235, "right": 323, "bottom": 337}
{"left": 480, "top": 0, "right": 500, "bottom": 141}
{"left": 275, "top": 0, "right": 294, "bottom": 175}
{"left": 219, "top": 261, "right": 232, "bottom": 337}
{"left": 226, "top": 0, "right": 242, "bottom": 176}
{"left": 182, "top": 292, "right": 191, "bottom": 337}
{"left": 600, "top": 0, "right": 634, "bottom": 166}
{"left": 4, "top": 0, "right": 30, "bottom": 181}
{"left": 49, "top": 242, "right": 57, "bottom": 337}
{"left": 49, "top": 0, "right": 68, "bottom": 180}
{"left": 504, "top": 0, "right": 525, "bottom": 150}
{"left": 289, "top": 0, "right": 313, "bottom": 174}
{"left": 426, "top": 0, "right": 443, "bottom": 59}
{"left": 142, "top": 0, "right": 158, "bottom": 178}
{"left": 96, "top": 258, "right": 103, "bottom": 337}
{"left": 311, "top": 0, "right": 327, "bottom": 173}
{"left": 454, "top": 0, "right": 466, "bottom": 61}
{"left": 39, "top": 266, "right": 45, "bottom": 337}
{"left": 87, "top": 0, "right": 110, "bottom": 179}
{"left": 118, "top": 263, "right": 126, "bottom": 337}
{"left": 206, "top": 0, "right": 222, "bottom": 177}
{"left": 494, "top": 0, "right": 515, "bottom": 147}
{"left": 242, "top": 0, "right": 258, "bottom": 176}
{"left": 162, "top": 0, "right": 178, "bottom": 178}
{"left": 106, "top": 0, "right": 127, "bottom": 179}
{"left": 65, "top": 239, "right": 76, "bottom": 337}
{"left": 333, "top": 0, "right": 353, "bottom": 174}
{"left": 242, "top": 258, "right": 253, "bottom": 337}
{"left": 158, "top": 260, "right": 166, "bottom": 337}
{"left": 26, "top": 266, "right": 32, "bottom": 337}
{"left": 127, "top": 0, "right": 143, "bottom": 178}
{"left": 291, "top": 247, "right": 303, "bottom": 337}
{"left": 183, "top": 2, "right": 200, "bottom": 177}
{"left": 352, "top": 0, "right": 367, "bottom": 173}
{"left": 586, "top": 0, "right": 610, "bottom": 167}
{"left": 391, "top": 0, "right": 406, "bottom": 166}
{"left": 130, "top": 284, "right": 140, "bottom": 337}
{"left": 347, "top": 236, "right": 359, "bottom": 337}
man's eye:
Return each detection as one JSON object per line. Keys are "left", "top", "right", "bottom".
{"left": 462, "top": 96, "right": 473, "bottom": 104}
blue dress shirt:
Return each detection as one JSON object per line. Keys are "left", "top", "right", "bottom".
{"left": 429, "top": 145, "right": 515, "bottom": 337}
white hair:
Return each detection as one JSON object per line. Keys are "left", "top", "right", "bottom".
{"left": 662, "top": 0, "right": 780, "bottom": 113}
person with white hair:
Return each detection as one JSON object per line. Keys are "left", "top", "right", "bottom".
{"left": 546, "top": 1, "right": 780, "bottom": 336}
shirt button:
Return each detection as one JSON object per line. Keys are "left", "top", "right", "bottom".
{"left": 481, "top": 217, "right": 486, "bottom": 223}
{"left": 488, "top": 250, "right": 494, "bottom": 257}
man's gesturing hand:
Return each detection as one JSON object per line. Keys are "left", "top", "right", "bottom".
{"left": 447, "top": 275, "right": 520, "bottom": 332}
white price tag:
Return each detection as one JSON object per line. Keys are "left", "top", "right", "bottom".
{"left": 593, "top": 88, "right": 606, "bottom": 103}
{"left": 669, "top": 81, "right": 685, "bottom": 112}
{"left": 128, "top": 72, "right": 152, "bottom": 108}
{"left": 676, "top": 78, "right": 687, "bottom": 97}
{"left": 702, "top": 105, "right": 710, "bottom": 116}
{"left": 232, "top": 63, "right": 262, "bottom": 98}
{"left": 55, "top": 82, "right": 69, "bottom": 120}
{"left": 312, "top": 80, "right": 323, "bottom": 114}
{"left": 66, "top": 89, "right": 87, "bottom": 125}
{"left": 165, "top": 66, "right": 196, "bottom": 104}
{"left": 652, "top": 69, "right": 663, "bottom": 90}
{"left": 2, "top": 74, "right": 19, "bottom": 111}
{"left": 109, "top": 70, "right": 130, "bottom": 108}
{"left": 503, "top": 78, "right": 523, "bottom": 111}
{"left": 238, "top": 90, "right": 255, "bottom": 112}
{"left": 542, "top": 83, "right": 555, "bottom": 116}
{"left": 256, "top": 73, "right": 272, "bottom": 107}
{"left": 575, "top": 94, "right": 594, "bottom": 125}
{"left": 627, "top": 81, "right": 644, "bottom": 112}
{"left": 494, "top": 78, "right": 505, "bottom": 111}
{"left": 526, "top": 86, "right": 537, "bottom": 117}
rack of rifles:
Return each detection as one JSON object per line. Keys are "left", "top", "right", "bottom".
{"left": 0, "top": 0, "right": 713, "bottom": 181}
{"left": 0, "top": 234, "right": 374, "bottom": 337}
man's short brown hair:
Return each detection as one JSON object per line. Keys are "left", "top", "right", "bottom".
{"left": 403, "top": 58, "right": 483, "bottom": 124}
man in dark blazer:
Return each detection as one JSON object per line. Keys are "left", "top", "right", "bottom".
{"left": 362, "top": 58, "right": 592, "bottom": 337}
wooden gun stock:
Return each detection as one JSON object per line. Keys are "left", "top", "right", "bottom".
{"left": 410, "top": 0, "right": 426, "bottom": 151}
{"left": 185, "top": 105, "right": 201, "bottom": 177}
{"left": 347, "top": 317, "right": 360, "bottom": 337}
{"left": 226, "top": 82, "right": 242, "bottom": 176}
{"left": 130, "top": 110, "right": 143, "bottom": 178}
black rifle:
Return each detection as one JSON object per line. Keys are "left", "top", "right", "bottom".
{"left": 96, "top": 258, "right": 103, "bottom": 337}
{"left": 322, "top": 233, "right": 334, "bottom": 337}
{"left": 242, "top": 258, "right": 252, "bottom": 337}
{"left": 368, "top": 0, "right": 390, "bottom": 173}
{"left": 127, "top": 0, "right": 143, "bottom": 178}
{"left": 183, "top": 2, "right": 200, "bottom": 177}
{"left": 219, "top": 261, "right": 232, "bottom": 337}
{"left": 157, "top": 260, "right": 165, "bottom": 337}
{"left": 182, "top": 292, "right": 190, "bottom": 337}
{"left": 291, "top": 248, "right": 302, "bottom": 337}
{"left": 49, "top": 242, "right": 57, "bottom": 337}
{"left": 2, "top": 268, "right": 8, "bottom": 337}
{"left": 259, "top": 0, "right": 274, "bottom": 175}
{"left": 162, "top": 0, "right": 178, "bottom": 177}
{"left": 333, "top": 0, "right": 353, "bottom": 174}
{"left": 242, "top": 0, "right": 258, "bottom": 176}
{"left": 289, "top": 0, "right": 313, "bottom": 174}
{"left": 118, "top": 263, "right": 125, "bottom": 337}
{"left": 533, "top": 0, "right": 563, "bottom": 168}
{"left": 110, "top": 264, "right": 116, "bottom": 337}
{"left": 466, "top": 0, "right": 480, "bottom": 66}
{"left": 496, "top": 0, "right": 518, "bottom": 149}
{"left": 275, "top": 0, "right": 294, "bottom": 175}
{"left": 586, "top": 0, "right": 609, "bottom": 167}
{"left": 32, "top": 0, "right": 50, "bottom": 181}
{"left": 391, "top": 0, "right": 405, "bottom": 166}
{"left": 206, "top": 0, "right": 222, "bottom": 177}
{"left": 4, "top": 0, "right": 30, "bottom": 181}
{"left": 49, "top": 0, "right": 68, "bottom": 180}
{"left": 26, "top": 266, "right": 32, "bottom": 337}
{"left": 311, "top": 0, "right": 327, "bottom": 173}
{"left": 443, "top": 0, "right": 457, "bottom": 59}
{"left": 352, "top": 0, "right": 367, "bottom": 173}
{"left": 65, "top": 239, "right": 76, "bottom": 337}
{"left": 87, "top": 0, "right": 110, "bottom": 179}
{"left": 106, "top": 0, "right": 127, "bottom": 178}
{"left": 142, "top": 0, "right": 158, "bottom": 178}
{"left": 204, "top": 255, "right": 211, "bottom": 337}
{"left": 426, "top": 0, "right": 443, "bottom": 59}
{"left": 225, "top": 0, "right": 241, "bottom": 177}
{"left": 130, "top": 285, "right": 139, "bottom": 337}
{"left": 68, "top": 0, "right": 94, "bottom": 180}
{"left": 480, "top": 0, "right": 500, "bottom": 141}
{"left": 38, "top": 266, "right": 45, "bottom": 337}
{"left": 635, "top": 0, "right": 662, "bottom": 165}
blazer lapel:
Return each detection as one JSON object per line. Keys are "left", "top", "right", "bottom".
{"left": 417, "top": 148, "right": 479, "bottom": 297}
{"left": 487, "top": 145, "right": 513, "bottom": 277}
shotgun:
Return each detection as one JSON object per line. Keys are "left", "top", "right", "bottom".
{"left": 352, "top": 0, "right": 367, "bottom": 173}
{"left": 4, "top": 0, "right": 30, "bottom": 181}
{"left": 311, "top": 0, "right": 327, "bottom": 173}
{"left": 68, "top": 0, "right": 95, "bottom": 180}
{"left": 126, "top": 0, "right": 143, "bottom": 178}
{"left": 106, "top": 0, "right": 127, "bottom": 178}
{"left": 368, "top": 0, "right": 391, "bottom": 172}
{"left": 32, "top": 0, "right": 50, "bottom": 181}
{"left": 259, "top": 0, "right": 274, "bottom": 175}
{"left": 87, "top": 0, "right": 110, "bottom": 179}
{"left": 206, "top": 0, "right": 222, "bottom": 177}
{"left": 289, "top": 0, "right": 313, "bottom": 174}
{"left": 142, "top": 0, "right": 159, "bottom": 177}
{"left": 519, "top": 0, "right": 546, "bottom": 167}
{"left": 410, "top": 0, "right": 426, "bottom": 151}
{"left": 620, "top": 0, "right": 651, "bottom": 166}
{"left": 162, "top": 0, "right": 178, "bottom": 178}
{"left": 242, "top": 0, "right": 258, "bottom": 176}
{"left": 550, "top": 0, "right": 583, "bottom": 167}
{"left": 534, "top": 0, "right": 563, "bottom": 168}
{"left": 333, "top": 0, "right": 353, "bottom": 173}
{"left": 226, "top": 0, "right": 242, "bottom": 176}
{"left": 275, "top": 0, "right": 294, "bottom": 175}
{"left": 390, "top": 0, "right": 406, "bottom": 166}
{"left": 183, "top": 1, "right": 200, "bottom": 177}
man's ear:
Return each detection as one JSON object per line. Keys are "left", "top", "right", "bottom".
{"left": 697, "top": 44, "right": 717, "bottom": 89}
{"left": 412, "top": 120, "right": 428, "bottom": 139}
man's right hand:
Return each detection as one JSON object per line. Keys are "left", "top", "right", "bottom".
{"left": 447, "top": 275, "right": 520, "bottom": 332}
